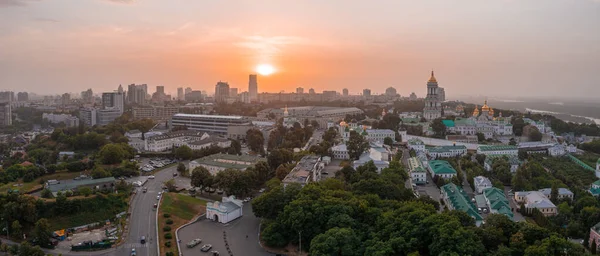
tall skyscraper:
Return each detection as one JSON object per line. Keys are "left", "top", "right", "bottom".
{"left": 81, "top": 89, "right": 94, "bottom": 104}
{"left": 248, "top": 74, "right": 258, "bottom": 101}
{"left": 17, "top": 92, "right": 28, "bottom": 102}
{"left": 102, "top": 92, "right": 124, "bottom": 114}
{"left": 0, "top": 91, "right": 14, "bottom": 102}
{"left": 385, "top": 87, "right": 397, "bottom": 96}
{"left": 177, "top": 87, "right": 184, "bottom": 100}
{"left": 127, "top": 84, "right": 146, "bottom": 105}
{"left": 117, "top": 84, "right": 123, "bottom": 94}
{"left": 61, "top": 93, "right": 71, "bottom": 105}
{"left": 215, "top": 81, "right": 230, "bottom": 103}
{"left": 342, "top": 88, "right": 349, "bottom": 96}
{"left": 423, "top": 71, "right": 442, "bottom": 120}
{"left": 156, "top": 86, "right": 165, "bottom": 94}
{"left": 0, "top": 102, "right": 11, "bottom": 126}
{"left": 363, "top": 89, "right": 371, "bottom": 97}
{"left": 296, "top": 87, "right": 304, "bottom": 94}
{"left": 185, "top": 87, "right": 192, "bottom": 96}
{"left": 309, "top": 88, "right": 315, "bottom": 94}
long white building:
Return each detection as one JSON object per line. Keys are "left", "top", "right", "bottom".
{"left": 42, "top": 113, "right": 80, "bottom": 127}
{"left": 170, "top": 114, "right": 251, "bottom": 135}
{"left": 145, "top": 130, "right": 230, "bottom": 152}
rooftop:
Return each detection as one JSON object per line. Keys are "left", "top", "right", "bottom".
{"left": 474, "top": 176, "right": 492, "bottom": 187}
{"left": 442, "top": 120, "right": 455, "bottom": 127}
{"left": 428, "top": 160, "right": 457, "bottom": 175}
{"left": 172, "top": 113, "right": 244, "bottom": 120}
{"left": 441, "top": 183, "right": 483, "bottom": 221}
{"left": 408, "top": 157, "right": 426, "bottom": 173}
{"left": 478, "top": 145, "right": 518, "bottom": 152}
{"left": 538, "top": 188, "right": 574, "bottom": 197}
{"left": 427, "top": 145, "right": 467, "bottom": 153}
{"left": 46, "top": 177, "right": 116, "bottom": 193}
{"left": 191, "top": 153, "right": 266, "bottom": 170}
{"left": 283, "top": 155, "right": 321, "bottom": 185}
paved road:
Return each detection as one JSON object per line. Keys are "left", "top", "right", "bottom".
{"left": 457, "top": 160, "right": 474, "bottom": 198}
{"left": 178, "top": 203, "right": 272, "bottom": 256}
{"left": 0, "top": 164, "right": 178, "bottom": 256}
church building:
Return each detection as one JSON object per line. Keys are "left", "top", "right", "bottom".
{"left": 423, "top": 71, "right": 442, "bottom": 120}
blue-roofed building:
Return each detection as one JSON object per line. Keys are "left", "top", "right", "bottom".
{"left": 538, "top": 188, "right": 574, "bottom": 201}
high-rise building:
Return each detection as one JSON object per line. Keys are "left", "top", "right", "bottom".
{"left": 248, "top": 74, "right": 258, "bottom": 101}
{"left": 152, "top": 86, "right": 169, "bottom": 102}
{"left": 229, "top": 88, "right": 238, "bottom": 98}
{"left": 363, "top": 89, "right": 371, "bottom": 97}
{"left": 185, "top": 91, "right": 203, "bottom": 102}
{"left": 0, "top": 102, "right": 11, "bottom": 126}
{"left": 81, "top": 89, "right": 94, "bottom": 104}
{"left": 296, "top": 87, "right": 304, "bottom": 94}
{"left": 79, "top": 108, "right": 97, "bottom": 126}
{"left": 385, "top": 87, "right": 397, "bottom": 96}
{"left": 240, "top": 92, "right": 250, "bottom": 103}
{"left": 309, "top": 88, "right": 315, "bottom": 94}
{"left": 185, "top": 87, "right": 192, "bottom": 96}
{"left": 438, "top": 87, "right": 446, "bottom": 102}
{"left": 423, "top": 71, "right": 442, "bottom": 120}
{"left": 342, "top": 88, "right": 349, "bottom": 96}
{"left": 0, "top": 91, "right": 15, "bottom": 102}
{"left": 102, "top": 92, "right": 124, "bottom": 114}
{"left": 177, "top": 87, "right": 184, "bottom": 100}
{"left": 17, "top": 92, "right": 28, "bottom": 102}
{"left": 156, "top": 86, "right": 164, "bottom": 94}
{"left": 127, "top": 84, "right": 147, "bottom": 105}
{"left": 117, "top": 84, "right": 124, "bottom": 94}
{"left": 215, "top": 81, "right": 230, "bottom": 103}
{"left": 61, "top": 93, "right": 71, "bottom": 105}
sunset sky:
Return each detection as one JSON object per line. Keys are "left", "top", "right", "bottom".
{"left": 0, "top": 0, "right": 599, "bottom": 99}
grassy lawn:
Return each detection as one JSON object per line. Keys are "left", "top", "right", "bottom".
{"left": 0, "top": 171, "right": 84, "bottom": 194}
{"left": 158, "top": 192, "right": 206, "bottom": 256}
{"left": 48, "top": 209, "right": 115, "bottom": 231}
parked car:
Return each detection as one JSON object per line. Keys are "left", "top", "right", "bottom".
{"left": 140, "top": 236, "right": 145, "bottom": 244}
{"left": 156, "top": 196, "right": 160, "bottom": 200}
{"left": 153, "top": 203, "right": 157, "bottom": 210}
{"left": 148, "top": 175, "right": 155, "bottom": 179}
{"left": 187, "top": 238, "right": 202, "bottom": 248}
{"left": 131, "top": 248, "right": 137, "bottom": 256}
{"left": 201, "top": 244, "right": 212, "bottom": 252}
{"left": 211, "top": 251, "right": 220, "bottom": 256}
{"left": 143, "top": 187, "right": 148, "bottom": 193}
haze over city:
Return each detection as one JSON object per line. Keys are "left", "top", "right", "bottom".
{"left": 1, "top": 0, "right": 599, "bottom": 98}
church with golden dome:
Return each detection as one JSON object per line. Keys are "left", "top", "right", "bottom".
{"left": 423, "top": 71, "right": 444, "bottom": 120}
{"left": 468, "top": 100, "right": 513, "bottom": 138}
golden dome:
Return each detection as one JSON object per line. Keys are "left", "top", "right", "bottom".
{"left": 489, "top": 108, "right": 494, "bottom": 116}
{"left": 481, "top": 100, "right": 490, "bottom": 111}
{"left": 472, "top": 105, "right": 480, "bottom": 117}
{"left": 340, "top": 121, "right": 347, "bottom": 126}
{"left": 428, "top": 71, "right": 437, "bottom": 83}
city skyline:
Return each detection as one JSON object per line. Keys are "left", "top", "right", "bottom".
{"left": 0, "top": 0, "right": 599, "bottom": 99}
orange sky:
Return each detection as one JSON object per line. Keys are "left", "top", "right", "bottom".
{"left": 0, "top": 0, "right": 599, "bottom": 99}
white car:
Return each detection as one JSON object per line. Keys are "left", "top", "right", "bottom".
{"left": 158, "top": 192, "right": 162, "bottom": 195}
{"left": 148, "top": 175, "right": 155, "bottom": 179}
{"left": 157, "top": 195, "right": 160, "bottom": 200}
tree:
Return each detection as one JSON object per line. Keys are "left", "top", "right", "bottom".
{"left": 476, "top": 132, "right": 486, "bottom": 142}
{"left": 215, "top": 169, "right": 253, "bottom": 196}
{"left": 191, "top": 166, "right": 213, "bottom": 189}
{"left": 309, "top": 227, "right": 362, "bottom": 256}
{"left": 229, "top": 139, "right": 242, "bottom": 155}
{"left": 512, "top": 118, "right": 525, "bottom": 136}
{"left": 98, "top": 144, "right": 128, "bottom": 165}
{"left": 529, "top": 128, "right": 543, "bottom": 142}
{"left": 550, "top": 182, "right": 559, "bottom": 203}
{"left": 91, "top": 166, "right": 111, "bottom": 179}
{"left": 431, "top": 118, "right": 447, "bottom": 138}
{"left": 383, "top": 137, "right": 394, "bottom": 147}
{"left": 41, "top": 189, "right": 53, "bottom": 199}
{"left": 475, "top": 154, "right": 486, "bottom": 166}
{"left": 16, "top": 242, "right": 45, "bottom": 256}
{"left": 175, "top": 145, "right": 193, "bottom": 160}
{"left": 592, "top": 239, "right": 597, "bottom": 254}
{"left": 165, "top": 179, "right": 177, "bottom": 192}
{"left": 177, "top": 163, "right": 187, "bottom": 176}
{"left": 246, "top": 129, "right": 265, "bottom": 153}
{"left": 267, "top": 149, "right": 293, "bottom": 170}
{"left": 347, "top": 131, "right": 369, "bottom": 160}
{"left": 78, "top": 186, "right": 92, "bottom": 197}
{"left": 275, "top": 165, "right": 290, "bottom": 181}
{"left": 11, "top": 220, "right": 22, "bottom": 240}
{"left": 322, "top": 127, "right": 338, "bottom": 144}
{"left": 32, "top": 218, "right": 52, "bottom": 248}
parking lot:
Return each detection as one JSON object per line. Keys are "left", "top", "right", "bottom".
{"left": 178, "top": 203, "right": 272, "bottom": 256}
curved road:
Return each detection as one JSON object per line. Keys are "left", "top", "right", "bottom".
{"left": 0, "top": 165, "right": 177, "bottom": 256}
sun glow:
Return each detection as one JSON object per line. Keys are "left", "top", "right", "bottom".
{"left": 256, "top": 64, "right": 276, "bottom": 76}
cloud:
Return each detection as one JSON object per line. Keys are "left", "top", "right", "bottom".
{"left": 165, "top": 22, "right": 195, "bottom": 35}
{"left": 0, "top": 0, "right": 40, "bottom": 8}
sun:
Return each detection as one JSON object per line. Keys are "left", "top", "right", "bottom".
{"left": 255, "top": 64, "right": 276, "bottom": 76}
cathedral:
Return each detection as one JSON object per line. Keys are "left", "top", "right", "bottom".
{"left": 423, "top": 71, "right": 442, "bottom": 120}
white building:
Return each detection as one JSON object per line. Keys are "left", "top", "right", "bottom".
{"left": 42, "top": 113, "right": 80, "bottom": 127}
{"left": 476, "top": 145, "right": 518, "bottom": 156}
{"left": 170, "top": 114, "right": 251, "bottom": 135}
{"left": 538, "top": 187, "right": 574, "bottom": 201}
{"left": 206, "top": 196, "right": 243, "bottom": 224}
{"left": 145, "top": 131, "right": 230, "bottom": 152}
{"left": 331, "top": 144, "right": 349, "bottom": 160}
{"left": 514, "top": 191, "right": 557, "bottom": 217}
{"left": 352, "top": 142, "right": 390, "bottom": 173}
{"left": 474, "top": 176, "right": 493, "bottom": 194}
{"left": 365, "top": 129, "right": 395, "bottom": 143}
{"left": 407, "top": 138, "right": 426, "bottom": 152}
{"left": 408, "top": 157, "right": 427, "bottom": 185}
{"left": 426, "top": 145, "right": 467, "bottom": 159}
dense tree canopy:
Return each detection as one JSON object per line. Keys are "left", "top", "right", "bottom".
{"left": 347, "top": 131, "right": 369, "bottom": 160}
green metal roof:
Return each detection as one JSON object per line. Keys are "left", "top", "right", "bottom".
{"left": 594, "top": 180, "right": 600, "bottom": 186}
{"left": 428, "top": 160, "right": 457, "bottom": 175}
{"left": 442, "top": 120, "right": 455, "bottom": 127}
{"left": 483, "top": 187, "right": 513, "bottom": 220}
{"left": 442, "top": 183, "right": 483, "bottom": 221}
{"left": 427, "top": 145, "right": 467, "bottom": 153}
{"left": 408, "top": 157, "right": 426, "bottom": 173}
{"left": 454, "top": 118, "right": 476, "bottom": 126}
{"left": 478, "top": 145, "right": 518, "bottom": 152}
